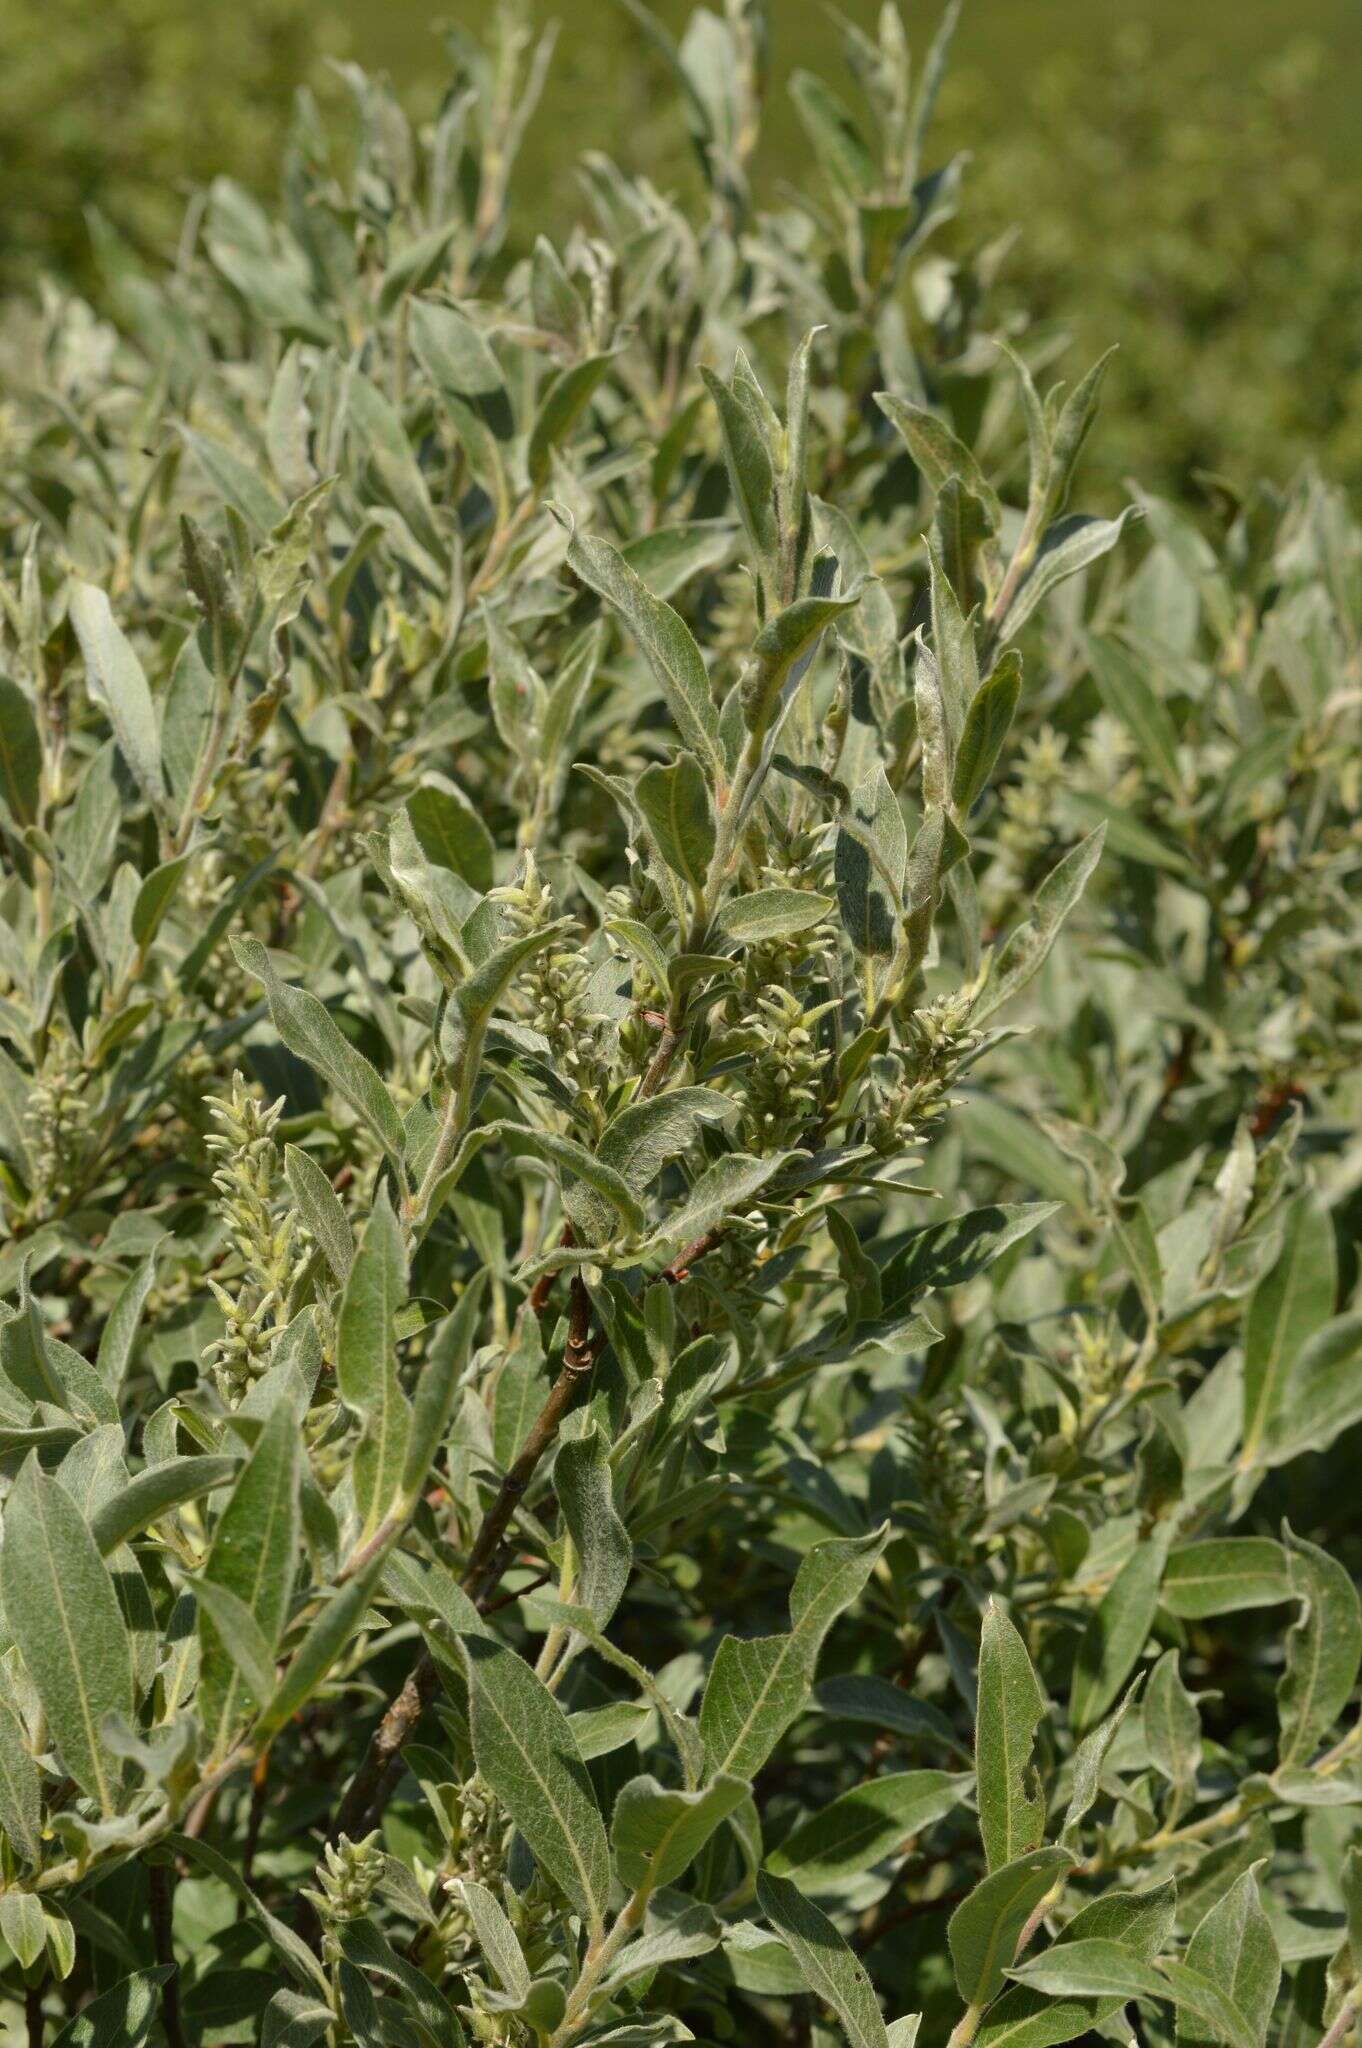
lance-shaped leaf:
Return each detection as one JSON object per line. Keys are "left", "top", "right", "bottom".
{"left": 949, "top": 1847, "right": 1073, "bottom": 2008}
{"left": 835, "top": 764, "right": 906, "bottom": 957}
{"left": 1178, "top": 1867, "right": 1279, "bottom": 2048}
{"left": 740, "top": 587, "right": 862, "bottom": 739}
{"left": 49, "top": 1970, "right": 170, "bottom": 2048}
{"left": 1008, "top": 1941, "right": 1254, "bottom": 2042}
{"left": 612, "top": 1772, "right": 750, "bottom": 1892}
{"left": 1240, "top": 1184, "right": 1335, "bottom": 1467}
{"left": 460, "top": 1634, "right": 611, "bottom": 1932}
{"left": 718, "top": 889, "right": 833, "bottom": 943}
{"left": 400, "top": 1273, "right": 487, "bottom": 1512}
{"left": 197, "top": 1402, "right": 301, "bottom": 1756}
{"left": 234, "top": 936, "right": 404, "bottom": 1162}
{"left": 0, "top": 1456, "right": 133, "bottom": 1814}
{"left": 1277, "top": 1525, "right": 1362, "bottom": 1770}
{"left": 0, "top": 676, "right": 40, "bottom": 829}
{"left": 1258, "top": 1312, "right": 1362, "bottom": 1468}
{"left": 560, "top": 520, "right": 720, "bottom": 769}
{"left": 1162, "top": 1539, "right": 1291, "bottom": 1618}
{"left": 882, "top": 1203, "right": 1059, "bottom": 1309}
{"left": 1088, "top": 634, "right": 1183, "bottom": 799}
{"left": 651, "top": 1149, "right": 797, "bottom": 1256}
{"left": 336, "top": 1187, "right": 411, "bottom": 1536}
{"left": 457, "top": 1881, "right": 531, "bottom": 2002}
{"left": 529, "top": 350, "right": 618, "bottom": 486}
{"left": 954, "top": 650, "right": 1022, "bottom": 815}
{"left": 440, "top": 916, "right": 575, "bottom": 1106}
{"left": 978, "top": 1879, "right": 1176, "bottom": 2047}
{"left": 284, "top": 1144, "right": 355, "bottom": 1283}
{"left": 91, "top": 1455, "right": 239, "bottom": 1555}
{"left": 757, "top": 1872, "right": 889, "bottom": 2048}
{"left": 95, "top": 1243, "right": 162, "bottom": 1392}
{"left": 700, "top": 1527, "right": 888, "bottom": 1778}
{"left": 408, "top": 781, "right": 496, "bottom": 894}
{"left": 701, "top": 365, "right": 778, "bottom": 569}
{"left": 1144, "top": 1651, "right": 1200, "bottom": 1803}
{"left": 255, "top": 1556, "right": 387, "bottom": 1744}
{"left": 975, "top": 825, "right": 1106, "bottom": 1023}
{"left": 0, "top": 1700, "right": 41, "bottom": 1866}
{"left": 636, "top": 751, "right": 717, "bottom": 899}
{"left": 557, "top": 1423, "right": 632, "bottom": 1629}
{"left": 874, "top": 392, "right": 1000, "bottom": 529}
{"left": 69, "top": 582, "right": 165, "bottom": 809}
{"left": 768, "top": 1770, "right": 968, "bottom": 1888}
{"left": 976, "top": 1602, "right": 1049, "bottom": 1871}
{"left": 995, "top": 508, "right": 1140, "bottom": 642}
{"left": 1070, "top": 1524, "right": 1171, "bottom": 1734}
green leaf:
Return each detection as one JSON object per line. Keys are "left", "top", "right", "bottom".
{"left": 874, "top": 392, "right": 1000, "bottom": 529}
{"left": 561, "top": 521, "right": 720, "bottom": 769}
{"left": 91, "top": 1455, "right": 239, "bottom": 1555}
{"left": 0, "top": 1699, "right": 42, "bottom": 1866}
{"left": 953, "top": 650, "right": 1022, "bottom": 814}
{"left": 976, "top": 1602, "right": 1049, "bottom": 1871}
{"left": 700, "top": 1528, "right": 888, "bottom": 1777}
{"left": 612, "top": 1772, "right": 750, "bottom": 1892}
{"left": 949, "top": 1847, "right": 1073, "bottom": 2007}
{"left": 740, "top": 589, "right": 863, "bottom": 739}
{"left": 441, "top": 917, "right": 576, "bottom": 1101}
{"left": 636, "top": 751, "right": 717, "bottom": 898}
{"left": 94, "top": 1244, "right": 161, "bottom": 1391}
{"left": 788, "top": 71, "right": 876, "bottom": 202}
{"left": 196, "top": 1403, "right": 301, "bottom": 1758}
{"left": 1277, "top": 1525, "right": 1362, "bottom": 1769}
{"left": 976, "top": 825, "right": 1106, "bottom": 1022}
{"left": 1178, "top": 1868, "right": 1279, "bottom": 2048}
{"left": 460, "top": 1633, "right": 612, "bottom": 1932}
{"left": 511, "top": 1124, "right": 649, "bottom": 1241}
{"left": 1162, "top": 1539, "right": 1291, "bottom": 1618}
{"left": 0, "top": 676, "right": 41, "bottom": 828}
{"left": 882, "top": 1204, "right": 1059, "bottom": 1307}
{"left": 718, "top": 889, "right": 834, "bottom": 943}
{"left": 408, "top": 783, "right": 496, "bottom": 894}
{"left": 977, "top": 1880, "right": 1177, "bottom": 2048}
{"left": 234, "top": 936, "right": 405, "bottom": 1162}
{"left": 700, "top": 366, "right": 778, "bottom": 570}
{"left": 529, "top": 351, "right": 617, "bottom": 486}
{"left": 1144, "top": 1649, "right": 1200, "bottom": 1800}
{"left": 283, "top": 1144, "right": 355, "bottom": 1283}
{"left": 835, "top": 765, "right": 906, "bottom": 957}
{"left": 336, "top": 1187, "right": 411, "bottom": 1536}
{"left": 653, "top": 1150, "right": 797, "bottom": 1257}
{"left": 1069, "top": 1524, "right": 1171, "bottom": 1734}
{"left": 1240, "top": 1185, "right": 1336, "bottom": 1467}
{"left": 557, "top": 1422, "right": 632, "bottom": 1629}
{"left": 1259, "top": 1312, "right": 1362, "bottom": 1467}
{"left": 0, "top": 1456, "right": 133, "bottom": 1813}
{"left": 1087, "top": 634, "right": 1183, "bottom": 798}
{"left": 768, "top": 1770, "right": 967, "bottom": 1888}
{"left": 131, "top": 854, "right": 191, "bottom": 947}
{"left": 50, "top": 1970, "right": 170, "bottom": 2048}
{"left": 255, "top": 1557, "right": 386, "bottom": 1744}
{"left": 456, "top": 1879, "right": 531, "bottom": 2000}
{"left": 998, "top": 509, "right": 1141, "bottom": 640}
{"left": 400, "top": 1274, "right": 486, "bottom": 1510}
{"left": 69, "top": 583, "right": 164, "bottom": 808}
{"left": 756, "top": 1871, "right": 889, "bottom": 2048}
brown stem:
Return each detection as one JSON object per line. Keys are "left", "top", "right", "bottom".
{"left": 24, "top": 1985, "right": 43, "bottom": 2048}
{"left": 148, "top": 1863, "right": 187, "bottom": 2048}
{"left": 242, "top": 1752, "right": 270, "bottom": 1888}
{"left": 463, "top": 1274, "right": 597, "bottom": 1604}
{"left": 334, "top": 1275, "right": 603, "bottom": 1840}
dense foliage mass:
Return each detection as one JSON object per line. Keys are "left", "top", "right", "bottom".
{"left": 0, "top": 5, "right": 1359, "bottom": 2046}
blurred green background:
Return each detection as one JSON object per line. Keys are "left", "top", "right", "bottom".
{"left": 4, "top": 0, "right": 1360, "bottom": 496}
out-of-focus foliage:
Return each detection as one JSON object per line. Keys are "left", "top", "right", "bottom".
{"left": 959, "top": 33, "right": 1362, "bottom": 499}
{"left": 0, "top": 4, "right": 1359, "bottom": 2047}
{"left": 0, "top": 0, "right": 336, "bottom": 294}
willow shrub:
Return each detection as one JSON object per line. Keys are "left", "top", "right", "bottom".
{"left": 0, "top": 5, "right": 1360, "bottom": 2046}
